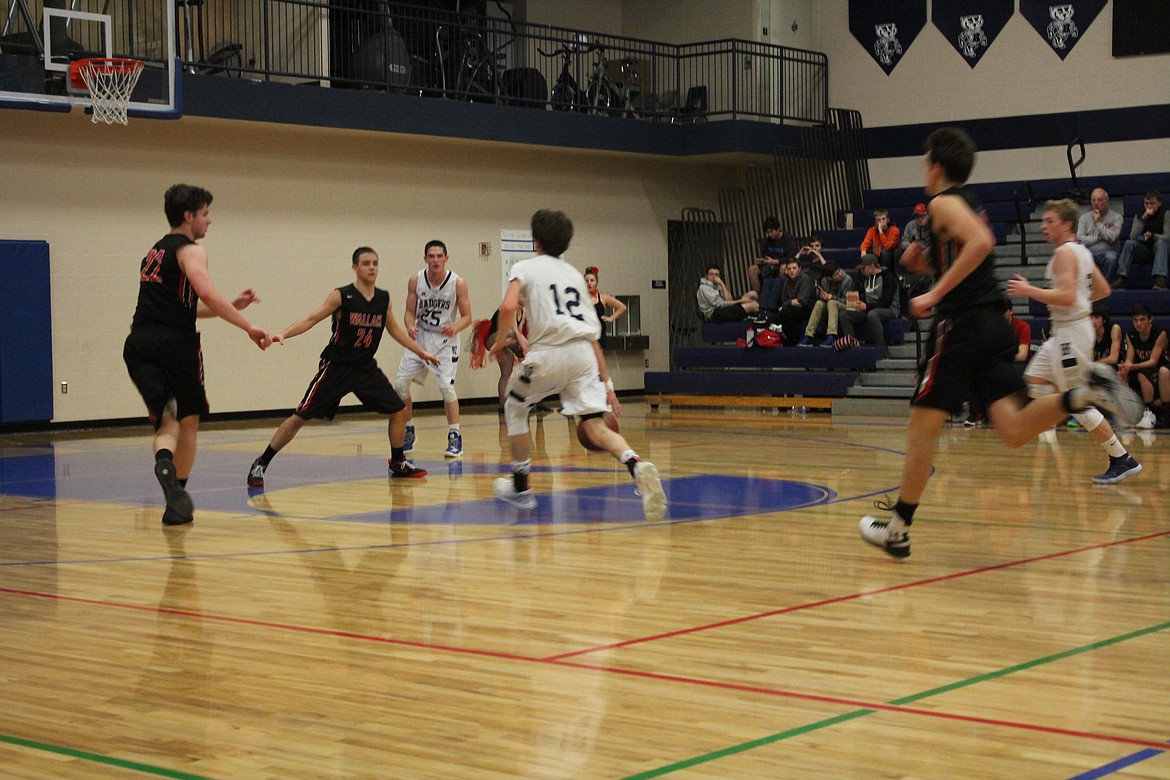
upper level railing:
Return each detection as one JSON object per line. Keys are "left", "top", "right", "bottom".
{"left": 176, "top": 0, "right": 827, "bottom": 124}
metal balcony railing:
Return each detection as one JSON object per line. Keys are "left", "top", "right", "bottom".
{"left": 172, "top": 0, "right": 828, "bottom": 124}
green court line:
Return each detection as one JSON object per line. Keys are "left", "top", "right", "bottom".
{"left": 0, "top": 733, "right": 212, "bottom": 779}
{"left": 624, "top": 620, "right": 1170, "bottom": 779}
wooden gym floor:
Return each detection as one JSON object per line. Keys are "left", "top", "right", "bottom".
{"left": 1, "top": 402, "right": 1168, "bottom": 779}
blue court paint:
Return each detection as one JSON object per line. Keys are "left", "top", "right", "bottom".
{"left": 1066, "top": 748, "right": 1167, "bottom": 779}
{"left": 324, "top": 476, "right": 834, "bottom": 526}
{"left": 0, "top": 445, "right": 836, "bottom": 526}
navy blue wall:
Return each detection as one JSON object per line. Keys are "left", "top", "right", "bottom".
{"left": 0, "top": 240, "right": 54, "bottom": 424}
{"left": 863, "top": 103, "right": 1170, "bottom": 159}
{"left": 183, "top": 74, "right": 804, "bottom": 157}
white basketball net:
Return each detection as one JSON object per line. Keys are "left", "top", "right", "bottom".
{"left": 80, "top": 59, "right": 144, "bottom": 125}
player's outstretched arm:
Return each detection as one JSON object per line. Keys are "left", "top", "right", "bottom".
{"left": 272, "top": 289, "right": 342, "bottom": 345}
{"left": 180, "top": 245, "right": 270, "bottom": 349}
{"left": 385, "top": 298, "right": 440, "bottom": 365}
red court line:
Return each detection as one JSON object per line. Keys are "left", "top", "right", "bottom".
{"left": 552, "top": 660, "right": 1170, "bottom": 752}
{"left": 2, "top": 584, "right": 1167, "bottom": 753}
{"left": 544, "top": 529, "right": 1170, "bottom": 661}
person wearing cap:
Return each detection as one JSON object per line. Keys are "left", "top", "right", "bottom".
{"left": 846, "top": 254, "right": 900, "bottom": 348}
{"left": 860, "top": 208, "right": 900, "bottom": 270}
{"left": 896, "top": 203, "right": 934, "bottom": 315}
{"left": 897, "top": 203, "right": 931, "bottom": 263}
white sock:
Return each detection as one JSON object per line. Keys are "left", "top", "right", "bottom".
{"left": 1102, "top": 434, "right": 1127, "bottom": 459}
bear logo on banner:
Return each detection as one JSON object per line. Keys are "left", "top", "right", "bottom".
{"left": 874, "top": 23, "right": 904, "bottom": 66}
{"left": 933, "top": 0, "right": 1013, "bottom": 68}
{"left": 849, "top": 0, "right": 926, "bottom": 76}
{"left": 1020, "top": 0, "right": 1105, "bottom": 60}
{"left": 957, "top": 14, "right": 989, "bottom": 58}
{"left": 1047, "top": 5, "right": 1079, "bottom": 49}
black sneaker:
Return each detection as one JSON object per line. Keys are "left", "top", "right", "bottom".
{"left": 154, "top": 457, "right": 194, "bottom": 526}
{"left": 1091, "top": 454, "right": 1142, "bottom": 485}
{"left": 247, "top": 458, "right": 265, "bottom": 488}
{"left": 388, "top": 459, "right": 428, "bottom": 479}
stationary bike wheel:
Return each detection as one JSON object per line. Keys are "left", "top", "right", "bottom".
{"left": 584, "top": 81, "right": 615, "bottom": 115}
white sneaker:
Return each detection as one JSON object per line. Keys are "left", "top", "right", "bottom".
{"left": 1135, "top": 409, "right": 1156, "bottom": 430}
{"left": 858, "top": 513, "right": 910, "bottom": 558}
{"left": 494, "top": 477, "right": 536, "bottom": 510}
{"left": 632, "top": 461, "right": 667, "bottom": 519}
{"left": 1085, "top": 363, "right": 1145, "bottom": 428}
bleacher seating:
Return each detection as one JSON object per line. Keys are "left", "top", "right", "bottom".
{"left": 644, "top": 319, "right": 899, "bottom": 409}
{"left": 652, "top": 173, "right": 1168, "bottom": 412}
{"left": 1018, "top": 314, "right": 1170, "bottom": 342}
{"left": 701, "top": 316, "right": 910, "bottom": 346}
{"left": 1027, "top": 290, "right": 1170, "bottom": 319}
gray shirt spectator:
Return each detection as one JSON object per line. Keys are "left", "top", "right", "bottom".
{"left": 1076, "top": 188, "right": 1123, "bottom": 272}
{"left": 697, "top": 265, "right": 760, "bottom": 322}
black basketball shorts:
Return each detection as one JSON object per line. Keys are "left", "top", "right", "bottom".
{"left": 911, "top": 303, "right": 1025, "bottom": 415}
{"left": 294, "top": 359, "right": 405, "bottom": 420}
{"left": 123, "top": 329, "right": 209, "bottom": 426}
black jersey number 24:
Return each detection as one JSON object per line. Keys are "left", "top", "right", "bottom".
{"left": 548, "top": 284, "right": 585, "bottom": 321}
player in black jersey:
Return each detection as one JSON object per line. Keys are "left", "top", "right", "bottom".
{"left": 859, "top": 128, "right": 1144, "bottom": 559}
{"left": 124, "top": 184, "right": 271, "bottom": 526}
{"left": 247, "top": 246, "right": 439, "bottom": 486}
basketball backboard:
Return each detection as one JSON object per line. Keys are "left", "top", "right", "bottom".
{"left": 0, "top": 0, "right": 178, "bottom": 118}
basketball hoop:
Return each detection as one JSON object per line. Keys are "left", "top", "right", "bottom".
{"left": 69, "top": 57, "right": 144, "bottom": 125}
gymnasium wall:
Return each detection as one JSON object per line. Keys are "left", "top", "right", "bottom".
{"left": 0, "top": 111, "right": 734, "bottom": 424}
{"left": 807, "top": 1, "right": 1170, "bottom": 189}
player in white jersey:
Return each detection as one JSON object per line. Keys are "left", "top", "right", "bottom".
{"left": 1007, "top": 199, "right": 1141, "bottom": 484}
{"left": 491, "top": 209, "right": 666, "bottom": 518}
{"left": 395, "top": 240, "right": 472, "bottom": 459}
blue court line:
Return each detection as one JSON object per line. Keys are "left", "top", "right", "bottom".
{"left": 1068, "top": 748, "right": 1168, "bottom": 779}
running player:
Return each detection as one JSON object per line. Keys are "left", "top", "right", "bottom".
{"left": 491, "top": 209, "right": 666, "bottom": 518}
{"left": 1007, "top": 199, "right": 1141, "bottom": 485}
{"left": 858, "top": 128, "right": 1143, "bottom": 559}
{"left": 247, "top": 247, "right": 439, "bottom": 487}
{"left": 124, "top": 184, "right": 271, "bottom": 526}
{"left": 395, "top": 240, "right": 472, "bottom": 459}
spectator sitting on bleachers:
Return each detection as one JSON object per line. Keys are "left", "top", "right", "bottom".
{"left": 794, "top": 235, "right": 828, "bottom": 273}
{"left": 860, "top": 208, "right": 900, "bottom": 270}
{"left": 895, "top": 203, "right": 930, "bottom": 264}
{"left": 1119, "top": 303, "right": 1169, "bottom": 428}
{"left": 846, "top": 254, "right": 900, "bottom": 348}
{"left": 1092, "top": 303, "right": 1124, "bottom": 367}
{"left": 1004, "top": 295, "right": 1033, "bottom": 364}
{"left": 777, "top": 257, "right": 816, "bottom": 344}
{"left": 797, "top": 261, "right": 856, "bottom": 349}
{"left": 697, "top": 264, "right": 760, "bottom": 323}
{"left": 1077, "top": 188, "right": 1124, "bottom": 277}
{"left": 1112, "top": 190, "right": 1169, "bottom": 290}
{"left": 748, "top": 216, "right": 797, "bottom": 301}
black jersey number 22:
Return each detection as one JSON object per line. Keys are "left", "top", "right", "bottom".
{"left": 548, "top": 284, "right": 585, "bottom": 321}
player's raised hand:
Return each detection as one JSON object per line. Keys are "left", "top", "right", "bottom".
{"left": 233, "top": 288, "right": 261, "bottom": 309}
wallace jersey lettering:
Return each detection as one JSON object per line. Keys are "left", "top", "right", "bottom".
{"left": 507, "top": 255, "right": 601, "bottom": 348}
{"left": 321, "top": 284, "right": 389, "bottom": 364}
{"left": 130, "top": 233, "right": 198, "bottom": 332}
{"left": 931, "top": 185, "right": 1001, "bottom": 315}
{"left": 414, "top": 270, "right": 459, "bottom": 333}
